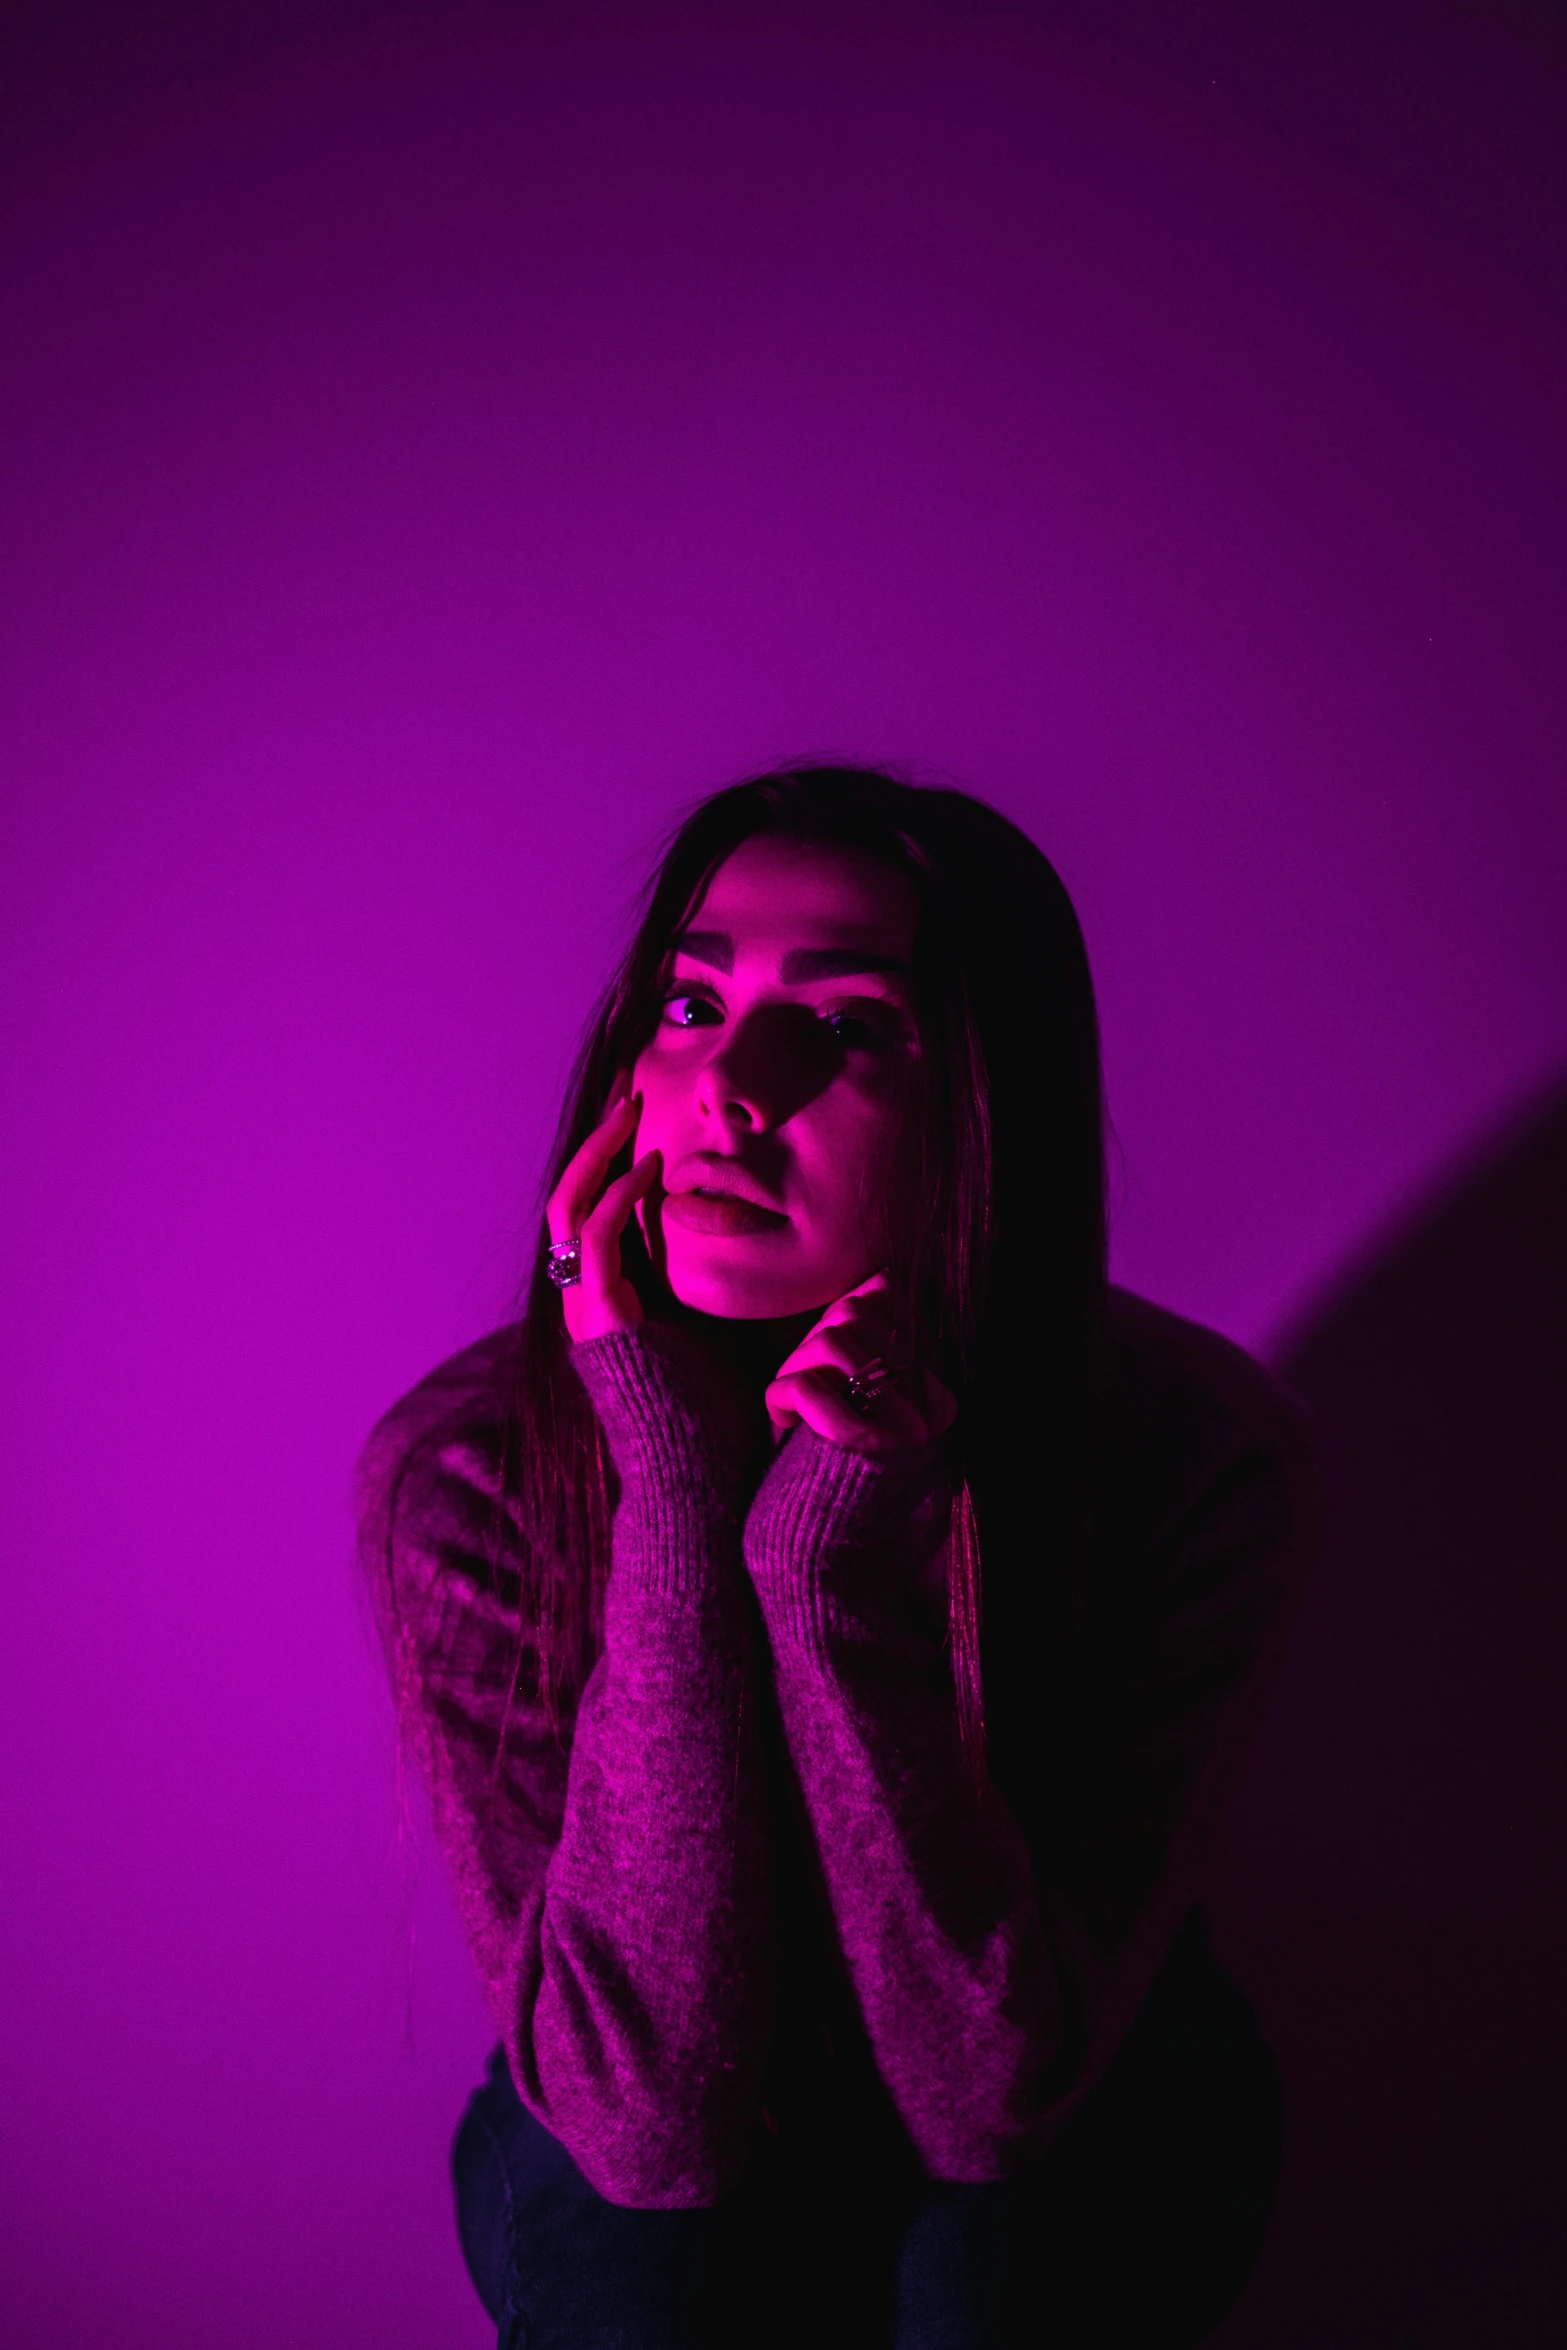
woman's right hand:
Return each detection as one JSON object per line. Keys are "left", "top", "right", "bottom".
{"left": 546, "top": 1081, "right": 663, "bottom": 1344}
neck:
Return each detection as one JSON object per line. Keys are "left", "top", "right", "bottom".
{"left": 673, "top": 1302, "right": 822, "bottom": 1395}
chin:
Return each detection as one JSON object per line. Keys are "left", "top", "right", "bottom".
{"left": 663, "top": 1240, "right": 839, "bottom": 1322}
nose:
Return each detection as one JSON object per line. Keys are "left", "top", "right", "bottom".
{"left": 694, "top": 1002, "right": 834, "bottom": 1132}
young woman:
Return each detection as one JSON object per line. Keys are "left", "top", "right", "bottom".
{"left": 357, "top": 766, "right": 1322, "bottom": 2349}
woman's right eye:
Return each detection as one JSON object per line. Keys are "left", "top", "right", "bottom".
{"left": 659, "top": 990, "right": 723, "bottom": 1029}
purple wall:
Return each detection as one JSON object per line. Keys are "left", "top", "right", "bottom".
{"left": 2, "top": 4, "right": 1562, "bottom": 2342}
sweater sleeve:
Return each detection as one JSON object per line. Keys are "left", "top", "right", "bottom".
{"left": 355, "top": 1321, "right": 777, "bottom": 2207}
{"left": 740, "top": 1330, "right": 1323, "bottom": 2184}
{"left": 741, "top": 1430, "right": 1063, "bottom": 2183}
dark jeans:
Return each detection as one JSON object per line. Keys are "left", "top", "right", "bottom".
{"left": 452, "top": 1908, "right": 1282, "bottom": 2350}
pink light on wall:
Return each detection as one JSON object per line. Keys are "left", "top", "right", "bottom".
{"left": 1, "top": 4, "right": 1562, "bottom": 2343}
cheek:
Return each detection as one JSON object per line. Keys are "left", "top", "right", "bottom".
{"left": 629, "top": 1050, "right": 696, "bottom": 1173}
{"left": 628, "top": 1046, "right": 667, "bottom": 1132}
{"left": 801, "top": 1082, "right": 916, "bottom": 1223}
{"left": 868, "top": 1099, "right": 921, "bottom": 1215}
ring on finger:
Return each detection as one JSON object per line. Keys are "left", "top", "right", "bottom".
{"left": 843, "top": 1356, "right": 900, "bottom": 1415}
{"left": 546, "top": 1236, "right": 584, "bottom": 1289}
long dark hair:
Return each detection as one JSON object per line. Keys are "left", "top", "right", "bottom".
{"left": 498, "top": 765, "right": 1107, "bottom": 1804}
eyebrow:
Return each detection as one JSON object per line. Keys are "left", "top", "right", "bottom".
{"left": 672, "top": 930, "right": 913, "bottom": 984}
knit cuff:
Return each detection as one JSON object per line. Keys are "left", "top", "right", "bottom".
{"left": 569, "top": 1322, "right": 752, "bottom": 1596}
{"left": 743, "top": 1425, "right": 954, "bottom": 1658}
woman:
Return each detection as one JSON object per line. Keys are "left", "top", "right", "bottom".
{"left": 357, "top": 765, "right": 1322, "bottom": 2349}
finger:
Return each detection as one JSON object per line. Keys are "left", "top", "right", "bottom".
{"left": 549, "top": 1095, "right": 639, "bottom": 1222}
{"left": 765, "top": 1367, "right": 868, "bottom": 1446}
{"left": 548, "top": 1091, "right": 642, "bottom": 1240}
{"left": 815, "top": 1268, "right": 897, "bottom": 1315}
{"left": 765, "top": 1366, "right": 929, "bottom": 1453}
{"left": 810, "top": 1298, "right": 899, "bottom": 1345}
{"left": 578, "top": 1149, "right": 661, "bottom": 1273}
{"left": 766, "top": 1396, "right": 801, "bottom": 1442}
{"left": 558, "top": 1149, "right": 661, "bottom": 1340}
{"left": 773, "top": 1323, "right": 890, "bottom": 1384}
{"left": 582, "top": 1148, "right": 661, "bottom": 1233}
{"left": 805, "top": 1270, "right": 914, "bottom": 1348}
{"left": 769, "top": 1351, "right": 957, "bottom": 1438}
{"left": 780, "top": 1294, "right": 909, "bottom": 1383}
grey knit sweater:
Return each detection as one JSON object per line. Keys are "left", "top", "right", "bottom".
{"left": 355, "top": 1287, "right": 1321, "bottom": 2207}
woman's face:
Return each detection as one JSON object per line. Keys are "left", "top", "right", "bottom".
{"left": 630, "top": 835, "right": 923, "bottom": 1320}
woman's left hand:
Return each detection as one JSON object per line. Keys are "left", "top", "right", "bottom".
{"left": 764, "top": 1270, "right": 958, "bottom": 1457}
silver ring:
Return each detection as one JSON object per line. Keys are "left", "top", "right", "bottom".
{"left": 843, "top": 1357, "right": 898, "bottom": 1416}
{"left": 546, "top": 1237, "right": 583, "bottom": 1289}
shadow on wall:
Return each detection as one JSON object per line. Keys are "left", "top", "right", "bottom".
{"left": 1203, "top": 1083, "right": 1567, "bottom": 2349}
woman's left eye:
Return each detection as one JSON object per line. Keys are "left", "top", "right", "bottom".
{"left": 819, "top": 1008, "right": 879, "bottom": 1048}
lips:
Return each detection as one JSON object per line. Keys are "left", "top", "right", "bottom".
{"left": 669, "top": 1159, "right": 773, "bottom": 1204}
{"left": 662, "top": 1183, "right": 789, "bottom": 1237}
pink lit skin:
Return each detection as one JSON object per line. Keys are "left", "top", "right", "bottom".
{"left": 544, "top": 837, "right": 957, "bottom": 1452}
